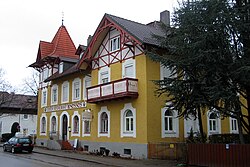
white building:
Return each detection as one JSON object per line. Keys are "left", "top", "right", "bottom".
{"left": 0, "top": 92, "right": 37, "bottom": 139}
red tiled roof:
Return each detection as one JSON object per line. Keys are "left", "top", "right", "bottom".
{"left": 48, "top": 25, "right": 78, "bottom": 59}
{"left": 34, "top": 25, "right": 78, "bottom": 64}
{"left": 39, "top": 41, "right": 53, "bottom": 59}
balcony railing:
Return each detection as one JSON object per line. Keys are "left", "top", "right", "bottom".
{"left": 87, "top": 78, "right": 138, "bottom": 103}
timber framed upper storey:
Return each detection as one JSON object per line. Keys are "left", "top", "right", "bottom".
{"left": 78, "top": 13, "right": 165, "bottom": 70}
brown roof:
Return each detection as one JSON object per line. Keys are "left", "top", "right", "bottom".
{"left": 0, "top": 92, "right": 37, "bottom": 115}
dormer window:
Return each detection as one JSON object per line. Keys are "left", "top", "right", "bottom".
{"left": 59, "top": 62, "right": 64, "bottom": 74}
{"left": 110, "top": 36, "right": 120, "bottom": 52}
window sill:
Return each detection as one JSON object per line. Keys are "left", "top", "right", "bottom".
{"left": 83, "top": 133, "right": 91, "bottom": 137}
{"left": 121, "top": 132, "right": 136, "bottom": 138}
{"left": 72, "top": 98, "right": 80, "bottom": 102}
{"left": 98, "top": 132, "right": 110, "bottom": 137}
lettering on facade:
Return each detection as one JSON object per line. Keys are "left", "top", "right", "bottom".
{"left": 44, "top": 102, "right": 87, "bottom": 112}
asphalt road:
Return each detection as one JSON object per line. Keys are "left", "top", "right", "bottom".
{"left": 0, "top": 150, "right": 112, "bottom": 167}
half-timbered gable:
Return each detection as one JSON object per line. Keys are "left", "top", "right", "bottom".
{"left": 78, "top": 13, "right": 165, "bottom": 70}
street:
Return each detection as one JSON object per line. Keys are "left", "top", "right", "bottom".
{"left": 0, "top": 151, "right": 112, "bottom": 167}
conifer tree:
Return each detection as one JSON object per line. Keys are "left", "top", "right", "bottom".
{"left": 148, "top": 0, "right": 250, "bottom": 143}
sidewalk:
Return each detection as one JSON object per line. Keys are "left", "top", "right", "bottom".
{"left": 33, "top": 147, "right": 182, "bottom": 167}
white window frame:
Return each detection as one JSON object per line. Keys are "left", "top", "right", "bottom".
{"left": 71, "top": 111, "right": 80, "bottom": 137}
{"left": 51, "top": 84, "right": 58, "bottom": 105}
{"left": 160, "top": 64, "right": 176, "bottom": 80}
{"left": 83, "top": 76, "right": 91, "bottom": 100}
{"left": 41, "top": 88, "right": 47, "bottom": 107}
{"left": 122, "top": 59, "right": 136, "bottom": 78}
{"left": 120, "top": 103, "right": 136, "bottom": 138}
{"left": 59, "top": 62, "right": 63, "bottom": 74}
{"left": 42, "top": 67, "right": 49, "bottom": 81}
{"left": 207, "top": 110, "right": 221, "bottom": 136}
{"left": 98, "top": 66, "right": 110, "bottom": 84}
{"left": 184, "top": 115, "right": 199, "bottom": 138}
{"left": 98, "top": 106, "right": 110, "bottom": 137}
{"left": 40, "top": 114, "right": 47, "bottom": 136}
{"left": 72, "top": 78, "right": 81, "bottom": 101}
{"left": 82, "top": 120, "right": 91, "bottom": 137}
{"left": 61, "top": 81, "right": 69, "bottom": 103}
{"left": 110, "top": 36, "right": 120, "bottom": 52}
{"left": 230, "top": 117, "right": 238, "bottom": 134}
{"left": 50, "top": 112, "right": 58, "bottom": 134}
{"left": 161, "top": 106, "right": 179, "bottom": 138}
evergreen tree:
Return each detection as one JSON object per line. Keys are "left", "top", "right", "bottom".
{"left": 148, "top": 0, "right": 250, "bottom": 143}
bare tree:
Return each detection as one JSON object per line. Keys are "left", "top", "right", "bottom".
{"left": 20, "top": 70, "right": 39, "bottom": 96}
{"left": 0, "top": 67, "right": 14, "bottom": 114}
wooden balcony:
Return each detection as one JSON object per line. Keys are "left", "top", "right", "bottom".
{"left": 87, "top": 78, "right": 138, "bottom": 103}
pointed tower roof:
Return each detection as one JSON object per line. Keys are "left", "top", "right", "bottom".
{"left": 49, "top": 25, "right": 78, "bottom": 58}
{"left": 29, "top": 25, "right": 78, "bottom": 68}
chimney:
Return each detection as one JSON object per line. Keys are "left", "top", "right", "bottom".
{"left": 87, "top": 35, "right": 92, "bottom": 45}
{"left": 160, "top": 10, "right": 170, "bottom": 26}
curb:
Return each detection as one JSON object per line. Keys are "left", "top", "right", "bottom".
{"left": 33, "top": 149, "right": 123, "bottom": 167}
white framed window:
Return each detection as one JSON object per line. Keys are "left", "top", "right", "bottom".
{"left": 42, "top": 67, "right": 49, "bottom": 81}
{"left": 51, "top": 116, "right": 57, "bottom": 133}
{"left": 83, "top": 76, "right": 91, "bottom": 100}
{"left": 98, "top": 106, "right": 110, "bottom": 137}
{"left": 59, "top": 62, "right": 64, "bottom": 74}
{"left": 110, "top": 36, "right": 120, "bottom": 52}
{"left": 71, "top": 111, "right": 80, "bottom": 137}
{"left": 83, "top": 120, "right": 91, "bottom": 135}
{"left": 98, "top": 67, "right": 110, "bottom": 84}
{"left": 40, "top": 114, "right": 47, "bottom": 136}
{"left": 207, "top": 110, "right": 221, "bottom": 136}
{"left": 41, "top": 88, "right": 47, "bottom": 107}
{"left": 161, "top": 106, "right": 179, "bottom": 138}
{"left": 23, "top": 114, "right": 29, "bottom": 120}
{"left": 230, "top": 117, "right": 238, "bottom": 134}
{"left": 160, "top": 64, "right": 176, "bottom": 80}
{"left": 101, "top": 113, "right": 108, "bottom": 133}
{"left": 51, "top": 84, "right": 58, "bottom": 105}
{"left": 73, "top": 116, "right": 79, "bottom": 133}
{"left": 184, "top": 116, "right": 199, "bottom": 138}
{"left": 122, "top": 59, "right": 136, "bottom": 78}
{"left": 61, "top": 81, "right": 69, "bottom": 103}
{"left": 72, "top": 78, "right": 81, "bottom": 101}
{"left": 120, "top": 103, "right": 136, "bottom": 138}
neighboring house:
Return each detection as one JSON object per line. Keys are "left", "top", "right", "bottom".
{"left": 0, "top": 92, "right": 37, "bottom": 137}
{"left": 29, "top": 10, "right": 239, "bottom": 159}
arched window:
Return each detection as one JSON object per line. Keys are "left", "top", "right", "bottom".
{"left": 51, "top": 116, "right": 56, "bottom": 133}
{"left": 209, "top": 113, "right": 217, "bottom": 132}
{"left": 124, "top": 110, "right": 133, "bottom": 132}
{"left": 207, "top": 111, "right": 221, "bottom": 135}
{"left": 73, "top": 116, "right": 79, "bottom": 133}
{"left": 164, "top": 110, "right": 173, "bottom": 131}
{"left": 41, "top": 117, "right": 46, "bottom": 133}
{"left": 100, "top": 112, "right": 108, "bottom": 133}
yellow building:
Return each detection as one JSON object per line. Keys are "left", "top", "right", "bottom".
{"left": 30, "top": 11, "right": 240, "bottom": 159}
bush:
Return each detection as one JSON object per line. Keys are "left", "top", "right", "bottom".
{"left": 186, "top": 128, "right": 207, "bottom": 143}
{"left": 209, "top": 134, "right": 250, "bottom": 144}
{"left": 1, "top": 133, "right": 13, "bottom": 142}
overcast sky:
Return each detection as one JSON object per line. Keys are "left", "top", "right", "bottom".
{"left": 0, "top": 0, "right": 178, "bottom": 92}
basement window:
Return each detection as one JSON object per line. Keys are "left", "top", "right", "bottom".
{"left": 124, "top": 149, "right": 131, "bottom": 155}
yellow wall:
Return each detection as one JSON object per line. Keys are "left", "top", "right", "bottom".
{"left": 36, "top": 54, "right": 242, "bottom": 144}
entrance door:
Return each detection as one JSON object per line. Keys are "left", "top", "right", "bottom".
{"left": 62, "top": 115, "right": 68, "bottom": 141}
